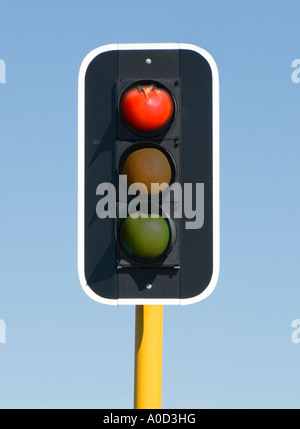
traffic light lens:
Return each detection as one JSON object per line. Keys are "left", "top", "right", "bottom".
{"left": 120, "top": 83, "right": 174, "bottom": 134}
{"left": 120, "top": 214, "right": 170, "bottom": 260}
{"left": 121, "top": 147, "right": 172, "bottom": 195}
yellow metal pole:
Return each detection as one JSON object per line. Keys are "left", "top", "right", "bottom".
{"left": 134, "top": 305, "right": 163, "bottom": 409}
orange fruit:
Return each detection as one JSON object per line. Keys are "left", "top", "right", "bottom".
{"left": 122, "top": 148, "right": 172, "bottom": 195}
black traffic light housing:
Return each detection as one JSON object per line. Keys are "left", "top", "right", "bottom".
{"left": 78, "top": 43, "right": 219, "bottom": 305}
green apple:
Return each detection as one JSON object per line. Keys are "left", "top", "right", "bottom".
{"left": 121, "top": 214, "right": 170, "bottom": 259}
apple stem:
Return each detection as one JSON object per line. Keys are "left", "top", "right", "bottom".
{"left": 136, "top": 85, "right": 155, "bottom": 102}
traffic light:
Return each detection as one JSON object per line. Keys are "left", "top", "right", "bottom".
{"left": 78, "top": 43, "right": 219, "bottom": 305}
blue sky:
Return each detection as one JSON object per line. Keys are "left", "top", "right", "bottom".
{"left": 0, "top": 0, "right": 300, "bottom": 409}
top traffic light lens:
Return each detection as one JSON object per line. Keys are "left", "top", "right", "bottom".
{"left": 120, "top": 83, "right": 175, "bottom": 134}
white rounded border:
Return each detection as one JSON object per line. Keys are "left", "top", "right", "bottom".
{"left": 78, "top": 43, "right": 220, "bottom": 306}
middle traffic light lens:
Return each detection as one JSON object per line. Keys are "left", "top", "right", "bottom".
{"left": 121, "top": 147, "right": 172, "bottom": 195}
{"left": 120, "top": 214, "right": 170, "bottom": 260}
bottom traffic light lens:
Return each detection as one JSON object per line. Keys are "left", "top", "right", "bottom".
{"left": 120, "top": 214, "right": 170, "bottom": 260}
